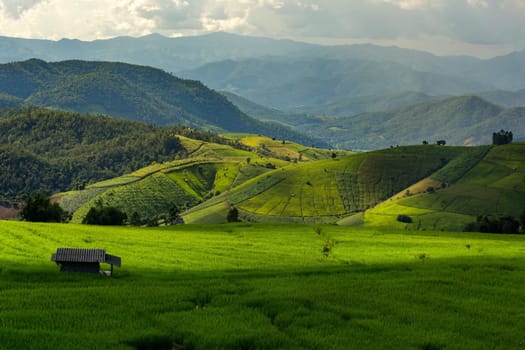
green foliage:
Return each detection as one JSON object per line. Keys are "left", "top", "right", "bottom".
{"left": 20, "top": 192, "right": 66, "bottom": 222}
{"left": 227, "top": 207, "right": 240, "bottom": 222}
{"left": 492, "top": 129, "right": 513, "bottom": 145}
{"left": 82, "top": 201, "right": 127, "bottom": 225}
{"left": 397, "top": 214, "right": 413, "bottom": 223}
{"left": 464, "top": 215, "right": 521, "bottom": 234}
{"left": 0, "top": 108, "right": 259, "bottom": 199}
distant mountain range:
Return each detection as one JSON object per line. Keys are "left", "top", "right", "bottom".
{"left": 317, "top": 96, "right": 524, "bottom": 150}
{"left": 2, "top": 32, "right": 525, "bottom": 112}
{"left": 223, "top": 93, "right": 525, "bottom": 150}
{"left": 0, "top": 32, "right": 315, "bottom": 72}
{"left": 1, "top": 33, "right": 524, "bottom": 150}
{"left": 180, "top": 57, "right": 490, "bottom": 110}
{"left": 0, "top": 59, "right": 327, "bottom": 147}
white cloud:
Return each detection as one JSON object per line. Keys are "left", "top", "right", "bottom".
{"left": 467, "top": 0, "right": 489, "bottom": 8}
{"left": 0, "top": 0, "right": 46, "bottom": 19}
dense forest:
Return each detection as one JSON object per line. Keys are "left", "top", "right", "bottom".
{"left": 0, "top": 107, "right": 250, "bottom": 200}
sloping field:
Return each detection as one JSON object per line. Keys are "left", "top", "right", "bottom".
{"left": 59, "top": 139, "right": 287, "bottom": 223}
{"left": 365, "top": 143, "right": 525, "bottom": 230}
{"left": 222, "top": 133, "right": 349, "bottom": 161}
{"left": 0, "top": 221, "right": 524, "bottom": 349}
{"left": 186, "top": 145, "right": 473, "bottom": 224}
{"left": 60, "top": 142, "right": 524, "bottom": 229}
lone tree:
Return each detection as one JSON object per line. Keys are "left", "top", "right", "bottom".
{"left": 436, "top": 140, "right": 446, "bottom": 146}
{"left": 492, "top": 130, "right": 513, "bottom": 145}
{"left": 20, "top": 192, "right": 66, "bottom": 222}
{"left": 227, "top": 207, "right": 240, "bottom": 222}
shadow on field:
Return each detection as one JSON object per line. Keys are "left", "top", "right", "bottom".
{"left": 1, "top": 254, "right": 522, "bottom": 284}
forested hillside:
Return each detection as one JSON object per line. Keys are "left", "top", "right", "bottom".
{"left": 0, "top": 59, "right": 327, "bottom": 148}
{"left": 0, "top": 108, "right": 250, "bottom": 199}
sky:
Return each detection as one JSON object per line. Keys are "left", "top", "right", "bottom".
{"left": 1, "top": 0, "right": 525, "bottom": 58}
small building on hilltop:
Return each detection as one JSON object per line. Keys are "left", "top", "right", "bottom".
{"left": 51, "top": 248, "right": 121, "bottom": 276}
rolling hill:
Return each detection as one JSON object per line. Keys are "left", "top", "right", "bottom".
{"left": 0, "top": 107, "right": 270, "bottom": 201}
{"left": 180, "top": 143, "right": 524, "bottom": 231}
{"left": 0, "top": 108, "right": 181, "bottom": 199}
{"left": 306, "top": 96, "right": 524, "bottom": 150}
{"left": 182, "top": 145, "right": 471, "bottom": 225}
{"left": 0, "top": 59, "right": 327, "bottom": 148}
{"left": 223, "top": 93, "right": 525, "bottom": 150}
{"left": 365, "top": 143, "right": 525, "bottom": 231}
{"left": 60, "top": 139, "right": 524, "bottom": 231}
{"left": 57, "top": 134, "right": 343, "bottom": 224}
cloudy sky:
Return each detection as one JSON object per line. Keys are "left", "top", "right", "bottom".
{"left": 1, "top": 0, "right": 524, "bottom": 58}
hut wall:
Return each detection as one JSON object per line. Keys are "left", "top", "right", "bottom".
{"left": 59, "top": 262, "right": 100, "bottom": 273}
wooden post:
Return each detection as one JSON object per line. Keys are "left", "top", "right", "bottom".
{"left": 111, "top": 264, "right": 114, "bottom": 277}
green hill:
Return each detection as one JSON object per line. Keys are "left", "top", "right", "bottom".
{"left": 305, "top": 96, "right": 524, "bottom": 150}
{"left": 0, "top": 93, "right": 23, "bottom": 108}
{"left": 222, "top": 92, "right": 525, "bottom": 151}
{"left": 59, "top": 133, "right": 341, "bottom": 224}
{"left": 183, "top": 145, "right": 467, "bottom": 224}
{"left": 48, "top": 130, "right": 524, "bottom": 231}
{"left": 365, "top": 143, "right": 525, "bottom": 231}
{"left": 182, "top": 143, "right": 525, "bottom": 231}
{"left": 0, "top": 59, "right": 327, "bottom": 148}
{"left": 0, "top": 108, "right": 255, "bottom": 199}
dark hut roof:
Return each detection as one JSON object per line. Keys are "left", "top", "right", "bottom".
{"left": 51, "top": 248, "right": 121, "bottom": 267}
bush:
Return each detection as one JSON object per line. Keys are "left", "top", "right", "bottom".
{"left": 464, "top": 215, "right": 521, "bottom": 234}
{"left": 227, "top": 207, "right": 240, "bottom": 222}
{"left": 82, "top": 203, "right": 127, "bottom": 225}
{"left": 20, "top": 193, "right": 66, "bottom": 223}
{"left": 397, "top": 214, "right": 413, "bottom": 223}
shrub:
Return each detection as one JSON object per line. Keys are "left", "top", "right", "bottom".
{"left": 82, "top": 203, "right": 127, "bottom": 225}
{"left": 463, "top": 222, "right": 478, "bottom": 232}
{"left": 20, "top": 193, "right": 66, "bottom": 223}
{"left": 397, "top": 214, "right": 413, "bottom": 223}
{"left": 465, "top": 215, "right": 521, "bottom": 234}
{"left": 227, "top": 207, "right": 240, "bottom": 222}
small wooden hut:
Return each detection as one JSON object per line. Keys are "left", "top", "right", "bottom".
{"left": 51, "top": 248, "right": 121, "bottom": 275}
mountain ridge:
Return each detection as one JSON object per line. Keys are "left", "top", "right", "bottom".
{"left": 0, "top": 59, "right": 328, "bottom": 147}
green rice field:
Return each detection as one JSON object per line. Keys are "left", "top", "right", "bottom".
{"left": 1, "top": 220, "right": 524, "bottom": 349}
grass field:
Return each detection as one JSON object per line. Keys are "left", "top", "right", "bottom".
{"left": 1, "top": 221, "right": 524, "bottom": 349}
